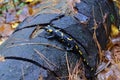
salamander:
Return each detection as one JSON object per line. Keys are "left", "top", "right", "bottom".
{"left": 43, "top": 25, "right": 94, "bottom": 70}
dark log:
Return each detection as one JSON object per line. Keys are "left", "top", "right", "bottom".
{"left": 0, "top": 0, "right": 119, "bottom": 80}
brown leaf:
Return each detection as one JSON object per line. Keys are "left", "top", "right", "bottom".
{"left": 0, "top": 56, "right": 5, "bottom": 62}
{"left": 0, "top": 25, "right": 5, "bottom": 32}
{"left": 38, "top": 75, "right": 43, "bottom": 80}
{"left": 11, "top": 22, "right": 19, "bottom": 29}
{"left": 112, "top": 45, "right": 120, "bottom": 63}
{"left": 97, "top": 63, "right": 120, "bottom": 80}
{"left": 0, "top": 24, "right": 13, "bottom": 37}
{"left": 28, "top": 7, "right": 33, "bottom": 15}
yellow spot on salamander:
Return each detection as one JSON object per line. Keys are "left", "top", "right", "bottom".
{"left": 87, "top": 63, "right": 89, "bottom": 65}
{"left": 75, "top": 45, "right": 79, "bottom": 49}
{"left": 91, "top": 68, "right": 94, "bottom": 71}
{"left": 61, "top": 40, "right": 64, "bottom": 42}
{"left": 47, "top": 29, "right": 53, "bottom": 33}
{"left": 67, "top": 37, "right": 73, "bottom": 41}
{"left": 83, "top": 59, "right": 86, "bottom": 61}
{"left": 67, "top": 43, "right": 70, "bottom": 46}
{"left": 79, "top": 50, "right": 82, "bottom": 55}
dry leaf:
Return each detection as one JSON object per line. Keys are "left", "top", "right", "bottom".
{"left": 112, "top": 37, "right": 120, "bottom": 44}
{"left": 25, "top": 0, "right": 41, "bottom": 5}
{"left": 25, "top": 0, "right": 34, "bottom": 3}
{"left": 0, "top": 56, "right": 5, "bottom": 62}
{"left": 11, "top": 22, "right": 19, "bottom": 29}
{"left": 0, "top": 25, "right": 5, "bottom": 32}
{"left": 112, "top": 45, "right": 120, "bottom": 63}
{"left": 38, "top": 75, "right": 43, "bottom": 80}
{"left": 113, "top": 0, "right": 120, "bottom": 15}
{"left": 28, "top": 7, "right": 33, "bottom": 15}
{"left": 97, "top": 62, "right": 120, "bottom": 80}
{"left": 0, "top": 0, "right": 4, "bottom": 3}
{"left": 111, "top": 24, "right": 119, "bottom": 37}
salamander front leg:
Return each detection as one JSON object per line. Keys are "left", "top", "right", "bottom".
{"left": 45, "top": 34, "right": 55, "bottom": 39}
{"left": 66, "top": 47, "right": 73, "bottom": 51}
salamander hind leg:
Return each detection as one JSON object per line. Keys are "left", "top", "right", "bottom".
{"left": 65, "top": 45, "right": 74, "bottom": 51}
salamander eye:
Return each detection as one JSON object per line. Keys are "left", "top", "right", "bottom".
{"left": 79, "top": 50, "right": 82, "bottom": 55}
{"left": 67, "top": 37, "right": 73, "bottom": 41}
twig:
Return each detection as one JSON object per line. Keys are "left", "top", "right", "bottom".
{"left": 7, "top": 38, "right": 30, "bottom": 44}
{"left": 103, "top": 13, "right": 108, "bottom": 35}
{"left": 98, "top": 3, "right": 104, "bottom": 18}
{"left": 65, "top": 52, "right": 72, "bottom": 80}
{"left": 34, "top": 49, "right": 57, "bottom": 68}
{"left": 92, "top": 6, "right": 103, "bottom": 62}
{"left": 21, "top": 65, "right": 25, "bottom": 80}
{"left": 95, "top": 60, "right": 111, "bottom": 75}
{"left": 71, "top": 59, "right": 87, "bottom": 80}
{"left": 7, "top": 42, "right": 65, "bottom": 51}
{"left": 98, "top": 3, "right": 108, "bottom": 35}
{"left": 12, "top": 0, "right": 17, "bottom": 12}
{"left": 29, "top": 25, "right": 44, "bottom": 39}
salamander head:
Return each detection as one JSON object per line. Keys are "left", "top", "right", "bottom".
{"left": 44, "top": 25, "right": 54, "bottom": 33}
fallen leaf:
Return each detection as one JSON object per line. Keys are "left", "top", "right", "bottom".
{"left": 0, "top": 56, "right": 5, "bottom": 62}
{"left": 111, "top": 24, "right": 119, "bottom": 37}
{"left": 25, "top": 0, "right": 41, "bottom": 4}
{"left": 113, "top": 0, "right": 120, "bottom": 9}
{"left": 28, "top": 7, "right": 33, "bottom": 15}
{"left": 0, "top": 25, "right": 5, "bottom": 32}
{"left": 0, "top": 0, "right": 4, "bottom": 3}
{"left": 25, "top": 0, "right": 34, "bottom": 3}
{"left": 0, "top": 24, "right": 13, "bottom": 37}
{"left": 112, "top": 45, "right": 120, "bottom": 62}
{"left": 97, "top": 62, "right": 120, "bottom": 80}
{"left": 38, "top": 75, "right": 43, "bottom": 80}
{"left": 11, "top": 22, "right": 19, "bottom": 29}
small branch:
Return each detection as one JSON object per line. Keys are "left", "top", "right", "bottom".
{"left": 98, "top": 3, "right": 104, "bottom": 18}
{"left": 95, "top": 61, "right": 111, "bottom": 75}
{"left": 103, "top": 13, "right": 108, "bottom": 35}
{"left": 12, "top": 0, "right": 17, "bottom": 12}
{"left": 92, "top": 6, "right": 103, "bottom": 62}
{"left": 7, "top": 42, "right": 65, "bottom": 51}
{"left": 34, "top": 49, "right": 57, "bottom": 68}
{"left": 65, "top": 52, "right": 72, "bottom": 80}
{"left": 21, "top": 65, "right": 25, "bottom": 80}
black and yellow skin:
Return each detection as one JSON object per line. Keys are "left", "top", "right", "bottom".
{"left": 44, "top": 25, "right": 76, "bottom": 51}
{"left": 44, "top": 25, "right": 94, "bottom": 70}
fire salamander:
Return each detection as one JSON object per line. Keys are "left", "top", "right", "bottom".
{"left": 43, "top": 25, "right": 94, "bottom": 70}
